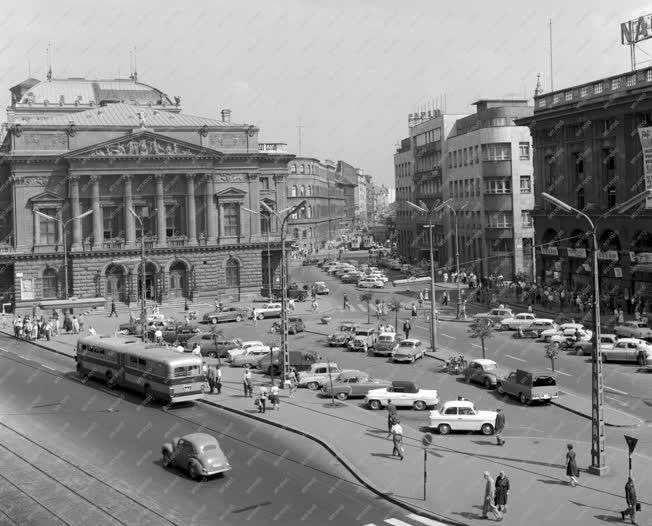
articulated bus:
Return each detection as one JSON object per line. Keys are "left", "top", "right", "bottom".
{"left": 76, "top": 335, "right": 205, "bottom": 403}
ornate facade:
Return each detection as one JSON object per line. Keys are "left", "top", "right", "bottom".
{"left": 0, "top": 77, "right": 293, "bottom": 309}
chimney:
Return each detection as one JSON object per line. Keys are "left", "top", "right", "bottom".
{"left": 221, "top": 109, "right": 231, "bottom": 124}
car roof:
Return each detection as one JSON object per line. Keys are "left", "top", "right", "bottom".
{"left": 616, "top": 337, "right": 646, "bottom": 343}
{"left": 531, "top": 318, "right": 555, "bottom": 323}
{"left": 181, "top": 433, "right": 217, "bottom": 446}
{"left": 336, "top": 370, "right": 366, "bottom": 379}
{"left": 399, "top": 338, "right": 421, "bottom": 344}
{"left": 378, "top": 332, "right": 396, "bottom": 337}
{"left": 470, "top": 359, "right": 496, "bottom": 366}
{"left": 441, "top": 400, "right": 475, "bottom": 409}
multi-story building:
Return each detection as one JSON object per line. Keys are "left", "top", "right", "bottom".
{"left": 446, "top": 100, "right": 534, "bottom": 278}
{"left": 517, "top": 67, "right": 652, "bottom": 300}
{"left": 365, "top": 174, "right": 375, "bottom": 224}
{"left": 287, "top": 156, "right": 346, "bottom": 252}
{"left": 356, "top": 169, "right": 368, "bottom": 228}
{"left": 335, "top": 160, "right": 358, "bottom": 230}
{"left": 0, "top": 76, "right": 292, "bottom": 310}
{"left": 394, "top": 136, "right": 414, "bottom": 256}
{"left": 373, "top": 185, "right": 391, "bottom": 218}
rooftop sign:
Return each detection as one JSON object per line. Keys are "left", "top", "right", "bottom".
{"left": 621, "top": 15, "right": 652, "bottom": 45}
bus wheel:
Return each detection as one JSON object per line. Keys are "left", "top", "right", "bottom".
{"left": 105, "top": 372, "right": 114, "bottom": 389}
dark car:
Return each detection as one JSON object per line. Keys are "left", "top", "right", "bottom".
{"left": 187, "top": 334, "right": 242, "bottom": 358}
{"left": 321, "top": 370, "right": 392, "bottom": 400}
{"left": 261, "top": 287, "right": 309, "bottom": 302}
{"left": 256, "top": 350, "right": 322, "bottom": 376}
{"left": 119, "top": 319, "right": 169, "bottom": 336}
{"left": 203, "top": 307, "right": 246, "bottom": 325}
{"left": 160, "top": 324, "right": 202, "bottom": 344}
{"left": 287, "top": 317, "right": 305, "bottom": 335}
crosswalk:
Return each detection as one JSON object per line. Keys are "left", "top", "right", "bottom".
{"left": 363, "top": 513, "right": 449, "bottom": 526}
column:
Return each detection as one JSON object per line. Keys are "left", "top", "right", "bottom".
{"left": 205, "top": 174, "right": 217, "bottom": 244}
{"left": 33, "top": 209, "right": 40, "bottom": 247}
{"left": 218, "top": 202, "right": 225, "bottom": 238}
{"left": 155, "top": 174, "right": 166, "bottom": 247}
{"left": 70, "top": 175, "right": 82, "bottom": 251}
{"left": 91, "top": 176, "right": 103, "bottom": 249}
{"left": 186, "top": 174, "right": 197, "bottom": 246}
{"left": 56, "top": 210, "right": 63, "bottom": 249}
{"left": 123, "top": 175, "right": 136, "bottom": 247}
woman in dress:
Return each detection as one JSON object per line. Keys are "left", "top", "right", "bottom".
{"left": 494, "top": 470, "right": 510, "bottom": 513}
{"left": 566, "top": 443, "right": 580, "bottom": 486}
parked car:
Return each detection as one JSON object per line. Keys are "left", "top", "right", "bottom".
{"left": 313, "top": 282, "right": 330, "bottom": 295}
{"left": 161, "top": 433, "right": 231, "bottom": 479}
{"left": 473, "top": 308, "right": 514, "bottom": 325}
{"left": 228, "top": 340, "right": 269, "bottom": 360}
{"left": 528, "top": 320, "right": 559, "bottom": 334}
{"left": 549, "top": 328, "right": 593, "bottom": 347}
{"left": 496, "top": 369, "right": 558, "bottom": 404}
{"left": 327, "top": 330, "right": 354, "bottom": 347}
{"left": 392, "top": 339, "right": 425, "bottom": 363}
{"left": 119, "top": 319, "right": 169, "bottom": 336}
{"left": 256, "top": 350, "right": 322, "bottom": 376}
{"left": 463, "top": 359, "right": 507, "bottom": 389}
{"left": 364, "top": 380, "right": 439, "bottom": 411}
{"left": 287, "top": 317, "right": 305, "bottom": 335}
{"left": 161, "top": 324, "right": 202, "bottom": 344}
{"left": 358, "top": 278, "right": 384, "bottom": 288}
{"left": 230, "top": 347, "right": 274, "bottom": 368}
{"left": 374, "top": 332, "right": 398, "bottom": 356}
{"left": 261, "top": 288, "right": 309, "bottom": 302}
{"left": 614, "top": 321, "right": 652, "bottom": 340}
{"left": 347, "top": 326, "right": 379, "bottom": 351}
{"left": 297, "top": 362, "right": 343, "bottom": 390}
{"left": 498, "top": 313, "right": 538, "bottom": 330}
{"left": 253, "top": 303, "right": 282, "bottom": 319}
{"left": 540, "top": 323, "right": 584, "bottom": 342}
{"left": 341, "top": 272, "right": 363, "bottom": 284}
{"left": 187, "top": 334, "right": 241, "bottom": 358}
{"left": 573, "top": 334, "right": 618, "bottom": 356}
{"left": 429, "top": 400, "right": 498, "bottom": 436}
{"left": 602, "top": 338, "right": 652, "bottom": 364}
{"left": 320, "top": 370, "right": 392, "bottom": 400}
{"left": 203, "top": 307, "right": 246, "bottom": 324}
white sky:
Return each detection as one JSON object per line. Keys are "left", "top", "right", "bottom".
{"left": 1, "top": 0, "right": 651, "bottom": 187}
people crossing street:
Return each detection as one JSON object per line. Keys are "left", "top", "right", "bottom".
{"left": 621, "top": 477, "right": 638, "bottom": 524}
{"left": 403, "top": 320, "right": 411, "bottom": 339}
{"left": 565, "top": 443, "right": 580, "bottom": 487}
{"left": 494, "top": 408, "right": 505, "bottom": 446}
{"left": 391, "top": 421, "right": 404, "bottom": 460}
{"left": 386, "top": 400, "right": 398, "bottom": 438}
{"left": 482, "top": 471, "right": 503, "bottom": 521}
{"left": 109, "top": 299, "right": 118, "bottom": 317}
{"left": 495, "top": 471, "right": 510, "bottom": 514}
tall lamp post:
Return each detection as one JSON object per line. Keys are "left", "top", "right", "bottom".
{"left": 35, "top": 209, "right": 93, "bottom": 300}
{"left": 443, "top": 202, "right": 468, "bottom": 319}
{"left": 541, "top": 189, "right": 651, "bottom": 475}
{"left": 128, "top": 208, "right": 147, "bottom": 342}
{"left": 406, "top": 199, "right": 452, "bottom": 353}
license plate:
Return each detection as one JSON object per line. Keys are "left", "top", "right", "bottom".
{"left": 183, "top": 385, "right": 192, "bottom": 392}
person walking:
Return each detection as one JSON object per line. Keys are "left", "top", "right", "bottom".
{"left": 494, "top": 408, "right": 505, "bottom": 446}
{"left": 109, "top": 299, "right": 118, "bottom": 317}
{"left": 482, "top": 471, "right": 503, "bottom": 521}
{"left": 155, "top": 328, "right": 163, "bottom": 345}
{"left": 256, "top": 385, "right": 268, "bottom": 413}
{"left": 191, "top": 342, "right": 201, "bottom": 356}
{"left": 386, "top": 399, "right": 398, "bottom": 438}
{"left": 288, "top": 368, "right": 298, "bottom": 398}
{"left": 72, "top": 316, "right": 80, "bottom": 334}
{"left": 565, "top": 443, "right": 580, "bottom": 486}
{"left": 288, "top": 298, "right": 295, "bottom": 312}
{"left": 621, "top": 476, "right": 638, "bottom": 525}
{"left": 270, "top": 383, "right": 280, "bottom": 410}
{"left": 403, "top": 320, "right": 411, "bottom": 339}
{"left": 243, "top": 367, "right": 253, "bottom": 397}
{"left": 494, "top": 471, "right": 510, "bottom": 514}
{"left": 411, "top": 303, "right": 418, "bottom": 317}
{"left": 207, "top": 364, "right": 217, "bottom": 394}
{"left": 252, "top": 308, "right": 258, "bottom": 327}
{"left": 390, "top": 421, "right": 404, "bottom": 460}
{"left": 78, "top": 314, "right": 85, "bottom": 334}
{"left": 343, "top": 294, "right": 350, "bottom": 310}
{"left": 442, "top": 291, "right": 449, "bottom": 306}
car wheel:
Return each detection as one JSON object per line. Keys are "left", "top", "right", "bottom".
{"left": 235, "top": 315, "right": 243, "bottom": 322}
{"left": 484, "top": 377, "right": 492, "bottom": 389}
{"left": 438, "top": 423, "right": 451, "bottom": 435}
{"left": 413, "top": 400, "right": 426, "bottom": 411}
{"left": 336, "top": 392, "right": 348, "bottom": 401}
{"left": 258, "top": 313, "right": 265, "bottom": 320}
{"left": 519, "top": 393, "right": 528, "bottom": 405}
{"left": 497, "top": 384, "right": 505, "bottom": 395}
{"left": 307, "top": 382, "right": 319, "bottom": 391}
{"left": 162, "top": 450, "right": 171, "bottom": 467}
{"left": 575, "top": 347, "right": 584, "bottom": 356}
{"left": 105, "top": 372, "right": 114, "bottom": 389}
{"left": 242, "top": 363, "right": 253, "bottom": 369}
{"left": 207, "top": 351, "right": 217, "bottom": 359}
{"left": 368, "top": 400, "right": 382, "bottom": 410}
{"left": 481, "top": 423, "right": 494, "bottom": 436}
{"left": 188, "top": 462, "right": 201, "bottom": 480}
{"left": 211, "top": 318, "right": 218, "bottom": 325}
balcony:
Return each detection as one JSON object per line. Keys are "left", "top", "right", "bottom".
{"left": 103, "top": 239, "right": 125, "bottom": 249}
{"left": 168, "top": 235, "right": 187, "bottom": 247}
{"left": 258, "top": 143, "right": 288, "bottom": 154}
{"left": 481, "top": 160, "right": 512, "bottom": 178}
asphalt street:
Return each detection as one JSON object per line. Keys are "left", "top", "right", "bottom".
{"left": 0, "top": 347, "right": 407, "bottom": 526}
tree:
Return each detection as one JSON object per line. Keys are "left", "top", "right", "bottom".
{"left": 388, "top": 298, "right": 402, "bottom": 330}
{"left": 359, "top": 292, "right": 374, "bottom": 324}
{"left": 545, "top": 342, "right": 560, "bottom": 372}
{"left": 467, "top": 318, "right": 494, "bottom": 359}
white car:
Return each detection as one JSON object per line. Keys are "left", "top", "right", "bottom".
{"left": 614, "top": 321, "right": 652, "bottom": 340}
{"left": 498, "top": 313, "right": 538, "bottom": 330}
{"left": 228, "top": 340, "right": 268, "bottom": 360}
{"left": 253, "top": 303, "right": 282, "bottom": 319}
{"left": 364, "top": 380, "right": 438, "bottom": 411}
{"left": 297, "top": 362, "right": 343, "bottom": 390}
{"left": 392, "top": 276, "right": 431, "bottom": 286}
{"left": 540, "top": 323, "right": 585, "bottom": 342}
{"left": 392, "top": 339, "right": 425, "bottom": 363}
{"left": 528, "top": 320, "right": 558, "bottom": 333}
{"left": 602, "top": 338, "right": 652, "bottom": 364}
{"left": 358, "top": 278, "right": 384, "bottom": 288}
{"left": 230, "top": 347, "right": 273, "bottom": 368}
{"left": 429, "top": 400, "right": 497, "bottom": 436}
{"left": 367, "top": 272, "right": 388, "bottom": 283}
{"left": 549, "top": 328, "right": 593, "bottom": 346}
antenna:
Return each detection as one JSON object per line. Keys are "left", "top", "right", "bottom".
{"left": 129, "top": 48, "right": 133, "bottom": 80}
{"left": 133, "top": 46, "right": 138, "bottom": 81}
{"left": 297, "top": 117, "right": 304, "bottom": 156}
{"left": 46, "top": 42, "right": 52, "bottom": 81}
{"left": 549, "top": 18, "right": 554, "bottom": 91}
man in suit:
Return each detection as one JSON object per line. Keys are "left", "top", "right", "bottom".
{"left": 495, "top": 408, "right": 506, "bottom": 446}
{"left": 386, "top": 400, "right": 398, "bottom": 438}
{"left": 621, "top": 477, "right": 638, "bottom": 525}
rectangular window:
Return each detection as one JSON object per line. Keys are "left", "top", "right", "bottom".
{"left": 627, "top": 75, "right": 636, "bottom": 87}
{"left": 102, "top": 206, "right": 116, "bottom": 239}
{"left": 520, "top": 176, "right": 531, "bottom": 193}
{"left": 483, "top": 143, "right": 511, "bottom": 161}
{"left": 38, "top": 208, "right": 57, "bottom": 245}
{"left": 474, "top": 145, "right": 479, "bottom": 163}
{"left": 580, "top": 86, "right": 588, "bottom": 97}
{"left": 486, "top": 212, "right": 512, "bottom": 228}
{"left": 553, "top": 93, "right": 560, "bottom": 104}
{"left": 564, "top": 91, "right": 573, "bottom": 101}
{"left": 611, "top": 78, "right": 619, "bottom": 90}
{"left": 476, "top": 179, "right": 480, "bottom": 195}
{"left": 165, "top": 204, "right": 182, "bottom": 237}
{"left": 260, "top": 177, "right": 269, "bottom": 190}
{"left": 223, "top": 203, "right": 240, "bottom": 236}
{"left": 538, "top": 98, "right": 547, "bottom": 108}
{"left": 594, "top": 83, "right": 603, "bottom": 94}
{"left": 448, "top": 153, "right": 452, "bottom": 168}
{"left": 484, "top": 179, "right": 511, "bottom": 194}
{"left": 519, "top": 143, "right": 530, "bottom": 160}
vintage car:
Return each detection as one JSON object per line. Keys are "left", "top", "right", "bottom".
{"left": 160, "top": 324, "right": 202, "bottom": 344}
{"left": 203, "top": 307, "right": 246, "bottom": 324}
{"left": 364, "top": 380, "right": 439, "bottom": 411}
{"left": 540, "top": 323, "right": 585, "bottom": 342}
{"left": 358, "top": 278, "right": 384, "bottom": 288}
{"left": 462, "top": 359, "right": 507, "bottom": 389}
{"left": 230, "top": 347, "right": 274, "bottom": 368}
{"left": 549, "top": 328, "right": 593, "bottom": 346}
{"left": 614, "top": 321, "right": 652, "bottom": 340}
{"left": 392, "top": 339, "right": 425, "bottom": 363}
{"left": 374, "top": 332, "right": 398, "bottom": 356}
{"left": 496, "top": 369, "right": 558, "bottom": 404}
{"left": 118, "top": 319, "right": 170, "bottom": 336}
{"left": 327, "top": 331, "right": 353, "bottom": 347}
{"left": 228, "top": 340, "right": 269, "bottom": 360}
{"left": 341, "top": 272, "right": 364, "bottom": 284}
{"left": 392, "top": 276, "right": 431, "bottom": 286}
{"left": 313, "top": 281, "right": 330, "bottom": 295}
{"left": 573, "top": 334, "right": 618, "bottom": 356}
{"left": 162, "top": 433, "right": 231, "bottom": 479}
{"left": 252, "top": 303, "right": 282, "bottom": 319}
{"left": 602, "top": 338, "right": 652, "bottom": 364}
{"left": 528, "top": 319, "right": 559, "bottom": 334}
{"left": 286, "top": 317, "right": 305, "bottom": 335}
{"left": 187, "top": 334, "right": 241, "bottom": 358}
{"left": 321, "top": 370, "right": 392, "bottom": 400}
{"left": 473, "top": 308, "right": 514, "bottom": 325}
{"left": 429, "top": 400, "right": 497, "bottom": 436}
{"left": 297, "top": 362, "right": 343, "bottom": 390}
{"left": 498, "top": 313, "right": 549, "bottom": 330}
{"left": 347, "top": 326, "right": 379, "bottom": 351}
{"left": 256, "top": 350, "right": 321, "bottom": 376}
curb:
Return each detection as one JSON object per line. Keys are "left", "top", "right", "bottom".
{"left": 200, "top": 397, "right": 468, "bottom": 526}
{"left": 1, "top": 330, "right": 76, "bottom": 360}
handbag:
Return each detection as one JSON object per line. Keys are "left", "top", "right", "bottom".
{"left": 254, "top": 398, "right": 261, "bottom": 407}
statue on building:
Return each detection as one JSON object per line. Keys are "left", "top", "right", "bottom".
{"left": 137, "top": 111, "right": 147, "bottom": 128}
{"left": 174, "top": 96, "right": 181, "bottom": 107}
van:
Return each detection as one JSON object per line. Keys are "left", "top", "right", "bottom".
{"left": 256, "top": 350, "right": 322, "bottom": 376}
{"left": 496, "top": 369, "right": 558, "bottom": 404}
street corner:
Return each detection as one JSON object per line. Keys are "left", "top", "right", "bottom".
{"left": 553, "top": 392, "right": 644, "bottom": 428}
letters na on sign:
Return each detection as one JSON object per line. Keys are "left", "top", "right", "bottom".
{"left": 622, "top": 15, "right": 652, "bottom": 45}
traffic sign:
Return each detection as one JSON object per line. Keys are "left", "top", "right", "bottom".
{"left": 422, "top": 433, "right": 432, "bottom": 446}
{"left": 624, "top": 435, "right": 638, "bottom": 455}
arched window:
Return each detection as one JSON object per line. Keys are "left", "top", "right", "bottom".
{"left": 293, "top": 228, "right": 299, "bottom": 239}
{"left": 299, "top": 164, "right": 305, "bottom": 174}
{"left": 300, "top": 207, "right": 307, "bottom": 219}
{"left": 307, "top": 186, "right": 312, "bottom": 196}
{"left": 290, "top": 164, "right": 297, "bottom": 174}
{"left": 291, "top": 185, "right": 297, "bottom": 197}
{"left": 225, "top": 258, "right": 240, "bottom": 288}
{"left": 307, "top": 206, "right": 312, "bottom": 218}
{"left": 300, "top": 185, "right": 305, "bottom": 196}
{"left": 302, "top": 229, "right": 307, "bottom": 239}
{"left": 42, "top": 268, "right": 58, "bottom": 299}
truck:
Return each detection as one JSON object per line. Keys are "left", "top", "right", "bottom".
{"left": 496, "top": 369, "right": 558, "bottom": 404}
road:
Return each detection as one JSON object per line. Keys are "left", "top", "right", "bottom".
{"left": 0, "top": 344, "right": 410, "bottom": 526}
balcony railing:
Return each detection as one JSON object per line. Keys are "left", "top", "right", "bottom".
{"left": 103, "top": 239, "right": 125, "bottom": 249}
{"left": 258, "top": 143, "right": 288, "bottom": 154}
{"left": 168, "top": 236, "right": 187, "bottom": 247}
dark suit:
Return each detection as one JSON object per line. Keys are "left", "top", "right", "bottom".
{"left": 622, "top": 480, "right": 637, "bottom": 523}
{"left": 495, "top": 412, "right": 505, "bottom": 445}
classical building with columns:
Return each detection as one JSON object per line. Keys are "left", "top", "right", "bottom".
{"left": 0, "top": 76, "right": 293, "bottom": 309}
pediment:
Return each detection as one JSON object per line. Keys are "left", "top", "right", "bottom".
{"left": 215, "top": 186, "right": 247, "bottom": 198}
{"left": 63, "top": 131, "right": 221, "bottom": 159}
{"left": 29, "top": 191, "right": 65, "bottom": 203}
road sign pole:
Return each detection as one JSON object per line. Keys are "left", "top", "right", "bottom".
{"left": 624, "top": 435, "right": 638, "bottom": 479}
{"left": 423, "top": 447, "right": 427, "bottom": 501}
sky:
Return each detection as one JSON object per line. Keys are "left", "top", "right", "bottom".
{"left": 1, "top": 0, "right": 651, "bottom": 188}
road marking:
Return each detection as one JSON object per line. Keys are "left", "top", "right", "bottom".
{"left": 385, "top": 519, "right": 414, "bottom": 526}
{"left": 505, "top": 354, "right": 526, "bottom": 362}
{"left": 546, "top": 368, "right": 572, "bottom": 377}
{"left": 406, "top": 514, "right": 449, "bottom": 526}
{"left": 441, "top": 333, "right": 456, "bottom": 339}
{"left": 605, "top": 386, "right": 628, "bottom": 395}
{"left": 471, "top": 343, "right": 481, "bottom": 348}
{"left": 42, "top": 365, "right": 55, "bottom": 370}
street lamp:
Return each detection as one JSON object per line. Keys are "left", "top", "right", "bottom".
{"left": 406, "top": 198, "right": 452, "bottom": 353}
{"left": 541, "top": 188, "right": 652, "bottom": 475}
{"left": 128, "top": 208, "right": 147, "bottom": 342}
{"left": 35, "top": 209, "right": 93, "bottom": 300}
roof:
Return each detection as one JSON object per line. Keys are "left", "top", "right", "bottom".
{"left": 19, "top": 103, "right": 233, "bottom": 128}
{"left": 336, "top": 370, "right": 366, "bottom": 378}
{"left": 78, "top": 335, "right": 201, "bottom": 365}
{"left": 441, "top": 400, "right": 475, "bottom": 408}
{"left": 181, "top": 433, "right": 216, "bottom": 445}
{"left": 398, "top": 338, "right": 421, "bottom": 344}
{"left": 469, "top": 358, "right": 497, "bottom": 366}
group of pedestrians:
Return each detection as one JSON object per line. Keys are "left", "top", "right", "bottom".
{"left": 12, "top": 310, "right": 86, "bottom": 341}
{"left": 241, "top": 365, "right": 297, "bottom": 412}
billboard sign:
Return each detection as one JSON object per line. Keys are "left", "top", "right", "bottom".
{"left": 622, "top": 15, "right": 652, "bottom": 45}
{"left": 637, "top": 127, "right": 652, "bottom": 208}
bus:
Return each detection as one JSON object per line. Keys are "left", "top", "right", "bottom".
{"left": 75, "top": 335, "right": 205, "bottom": 403}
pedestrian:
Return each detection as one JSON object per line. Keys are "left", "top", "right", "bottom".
{"left": 207, "top": 364, "right": 217, "bottom": 394}
{"left": 312, "top": 299, "right": 319, "bottom": 312}
{"left": 482, "top": 471, "right": 503, "bottom": 521}
{"left": 288, "top": 298, "right": 295, "bottom": 312}
{"left": 256, "top": 385, "right": 268, "bottom": 413}
{"left": 191, "top": 342, "right": 201, "bottom": 356}
{"left": 243, "top": 367, "right": 253, "bottom": 397}
{"left": 621, "top": 476, "right": 638, "bottom": 525}
{"left": 155, "top": 328, "right": 163, "bottom": 345}
{"left": 495, "top": 471, "right": 510, "bottom": 514}
{"left": 565, "top": 443, "right": 580, "bottom": 487}
{"left": 13, "top": 316, "right": 20, "bottom": 338}
{"left": 461, "top": 299, "right": 467, "bottom": 319}
{"left": 618, "top": 307, "right": 625, "bottom": 324}
{"left": 184, "top": 299, "right": 189, "bottom": 312}
{"left": 391, "top": 421, "right": 404, "bottom": 460}
{"left": 494, "top": 408, "right": 505, "bottom": 446}
{"left": 411, "top": 303, "right": 417, "bottom": 317}
{"left": 253, "top": 309, "right": 258, "bottom": 327}
{"left": 44, "top": 320, "right": 52, "bottom": 341}
{"left": 215, "top": 365, "right": 222, "bottom": 394}
{"left": 109, "top": 299, "right": 118, "bottom": 317}
{"left": 343, "top": 294, "right": 349, "bottom": 310}
{"left": 78, "top": 314, "right": 84, "bottom": 334}
{"left": 270, "top": 382, "right": 280, "bottom": 410}
{"left": 442, "top": 291, "right": 449, "bottom": 306}
{"left": 288, "top": 368, "right": 298, "bottom": 398}
{"left": 32, "top": 303, "right": 37, "bottom": 320}
{"left": 403, "top": 320, "right": 411, "bottom": 339}
{"left": 386, "top": 399, "right": 398, "bottom": 438}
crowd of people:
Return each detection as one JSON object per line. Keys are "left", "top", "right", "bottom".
{"left": 12, "top": 309, "right": 88, "bottom": 341}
